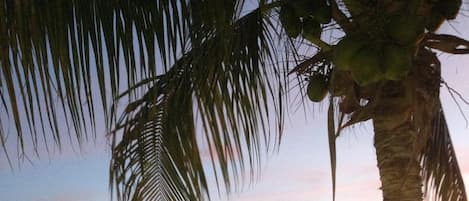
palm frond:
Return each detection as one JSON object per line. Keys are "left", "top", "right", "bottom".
{"left": 421, "top": 107, "right": 467, "bottom": 201}
{"left": 0, "top": 0, "right": 190, "bottom": 156}
{"left": 327, "top": 97, "right": 337, "bottom": 201}
{"left": 111, "top": 63, "right": 207, "bottom": 201}
{"left": 110, "top": 2, "right": 287, "bottom": 201}
{"left": 1, "top": 0, "right": 288, "bottom": 199}
{"left": 412, "top": 46, "right": 467, "bottom": 201}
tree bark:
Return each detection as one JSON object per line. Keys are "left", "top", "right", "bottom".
{"left": 372, "top": 82, "right": 423, "bottom": 201}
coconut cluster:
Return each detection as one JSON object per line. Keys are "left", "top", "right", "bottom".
{"left": 332, "top": 0, "right": 463, "bottom": 87}
{"left": 293, "top": 0, "right": 462, "bottom": 102}
{"left": 333, "top": 31, "right": 418, "bottom": 86}
{"left": 345, "top": 0, "right": 462, "bottom": 31}
{"left": 279, "top": 0, "right": 331, "bottom": 41}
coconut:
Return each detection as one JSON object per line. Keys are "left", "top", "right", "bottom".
{"left": 383, "top": 44, "right": 413, "bottom": 80}
{"left": 302, "top": 17, "right": 321, "bottom": 42}
{"left": 386, "top": 15, "right": 425, "bottom": 45}
{"left": 350, "top": 45, "right": 384, "bottom": 86}
{"left": 307, "top": 74, "right": 328, "bottom": 102}
{"left": 333, "top": 35, "right": 368, "bottom": 71}
{"left": 280, "top": 5, "right": 302, "bottom": 38}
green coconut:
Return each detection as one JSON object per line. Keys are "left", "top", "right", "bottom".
{"left": 280, "top": 5, "right": 302, "bottom": 38}
{"left": 307, "top": 74, "right": 328, "bottom": 102}
{"left": 383, "top": 44, "right": 413, "bottom": 80}
{"left": 350, "top": 45, "right": 384, "bottom": 86}
{"left": 437, "top": 0, "right": 462, "bottom": 20}
{"left": 302, "top": 17, "right": 322, "bottom": 42}
{"left": 386, "top": 15, "right": 425, "bottom": 45}
{"left": 333, "top": 35, "right": 368, "bottom": 71}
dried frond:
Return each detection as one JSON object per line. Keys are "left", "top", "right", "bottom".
{"left": 421, "top": 108, "right": 468, "bottom": 201}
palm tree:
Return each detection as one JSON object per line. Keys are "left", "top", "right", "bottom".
{"left": 1, "top": 0, "right": 469, "bottom": 200}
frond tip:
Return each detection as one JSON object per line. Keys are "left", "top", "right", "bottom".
{"left": 111, "top": 67, "right": 208, "bottom": 201}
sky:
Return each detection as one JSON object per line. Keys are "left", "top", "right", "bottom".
{"left": 3, "top": 10, "right": 469, "bottom": 201}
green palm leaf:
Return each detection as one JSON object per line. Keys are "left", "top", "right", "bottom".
{"left": 3, "top": 1, "right": 469, "bottom": 201}
{"left": 1, "top": 0, "right": 287, "bottom": 199}
{"left": 110, "top": 3, "right": 287, "bottom": 201}
{"left": 0, "top": 0, "right": 193, "bottom": 155}
{"left": 111, "top": 64, "right": 207, "bottom": 201}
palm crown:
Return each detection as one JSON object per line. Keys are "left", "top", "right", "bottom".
{"left": 1, "top": 0, "right": 469, "bottom": 201}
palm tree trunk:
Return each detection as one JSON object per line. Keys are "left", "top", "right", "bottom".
{"left": 372, "top": 82, "right": 423, "bottom": 201}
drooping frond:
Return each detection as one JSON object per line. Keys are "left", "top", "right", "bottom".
{"left": 420, "top": 107, "right": 467, "bottom": 201}
{"left": 111, "top": 63, "right": 207, "bottom": 201}
{"left": 0, "top": 0, "right": 192, "bottom": 156}
{"left": 327, "top": 97, "right": 336, "bottom": 201}
{"left": 2, "top": 0, "right": 288, "bottom": 199}
{"left": 408, "top": 46, "right": 468, "bottom": 201}
{"left": 110, "top": 3, "right": 287, "bottom": 201}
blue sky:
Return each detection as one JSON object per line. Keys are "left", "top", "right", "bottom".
{"left": 3, "top": 11, "right": 469, "bottom": 201}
